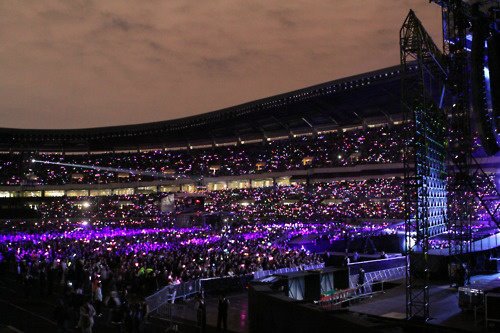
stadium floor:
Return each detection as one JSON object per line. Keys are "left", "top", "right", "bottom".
{"left": 0, "top": 271, "right": 247, "bottom": 333}
{"left": 0, "top": 272, "right": 161, "bottom": 333}
{"left": 150, "top": 292, "right": 249, "bottom": 333}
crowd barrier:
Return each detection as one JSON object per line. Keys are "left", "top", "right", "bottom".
{"left": 318, "top": 287, "right": 358, "bottom": 305}
{"left": 316, "top": 280, "right": 389, "bottom": 310}
{"left": 145, "top": 263, "right": 324, "bottom": 313}
{"left": 200, "top": 274, "right": 254, "bottom": 294}
{"left": 145, "top": 279, "right": 201, "bottom": 313}
{"left": 348, "top": 256, "right": 405, "bottom": 274}
{"left": 253, "top": 263, "right": 325, "bottom": 280}
{"left": 347, "top": 256, "right": 406, "bottom": 290}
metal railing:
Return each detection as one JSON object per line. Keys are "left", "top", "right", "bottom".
{"left": 253, "top": 263, "right": 325, "bottom": 280}
{"left": 145, "top": 263, "right": 325, "bottom": 314}
{"left": 145, "top": 279, "right": 201, "bottom": 313}
{"left": 316, "top": 280, "right": 388, "bottom": 311}
{"left": 347, "top": 256, "right": 406, "bottom": 289}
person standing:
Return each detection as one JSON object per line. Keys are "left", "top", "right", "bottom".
{"left": 196, "top": 293, "right": 207, "bottom": 333}
{"left": 217, "top": 294, "right": 230, "bottom": 333}
{"left": 357, "top": 268, "right": 366, "bottom": 294}
{"left": 456, "top": 263, "right": 465, "bottom": 287}
{"left": 53, "top": 298, "right": 69, "bottom": 333}
{"left": 39, "top": 264, "right": 47, "bottom": 296}
{"left": 78, "top": 299, "right": 96, "bottom": 333}
{"left": 24, "top": 269, "right": 33, "bottom": 298}
{"left": 94, "top": 282, "right": 103, "bottom": 317}
{"left": 343, "top": 255, "right": 350, "bottom": 267}
{"left": 47, "top": 264, "right": 56, "bottom": 295}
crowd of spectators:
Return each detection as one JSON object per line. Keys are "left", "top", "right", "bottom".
{"left": 0, "top": 222, "right": 329, "bottom": 300}
{"left": 0, "top": 219, "right": 335, "bottom": 330}
{"left": 0, "top": 119, "right": 497, "bottom": 332}
{"left": 5, "top": 180, "right": 405, "bottom": 224}
{"left": 205, "top": 179, "right": 405, "bottom": 222}
{"left": 36, "top": 194, "right": 165, "bottom": 222}
{"left": 0, "top": 174, "right": 497, "bottom": 255}
{"left": 0, "top": 124, "right": 407, "bottom": 185}
{"left": 2, "top": 172, "right": 495, "bottom": 237}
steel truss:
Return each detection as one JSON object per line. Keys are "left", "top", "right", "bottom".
{"left": 437, "top": 0, "right": 500, "bottom": 266}
{"left": 400, "top": 10, "right": 448, "bottom": 321}
{"left": 401, "top": 1, "right": 500, "bottom": 322}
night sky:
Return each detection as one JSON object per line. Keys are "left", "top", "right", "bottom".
{"left": 0, "top": 0, "right": 442, "bottom": 129}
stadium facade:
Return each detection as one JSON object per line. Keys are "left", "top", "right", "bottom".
{"left": 0, "top": 64, "right": 498, "bottom": 200}
{"left": 0, "top": 65, "right": 410, "bottom": 152}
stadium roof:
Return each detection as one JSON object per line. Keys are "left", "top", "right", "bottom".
{"left": 0, "top": 65, "right": 414, "bottom": 152}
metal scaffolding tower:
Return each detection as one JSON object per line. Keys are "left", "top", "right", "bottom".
{"left": 401, "top": 0, "right": 500, "bottom": 321}
{"left": 400, "top": 10, "right": 448, "bottom": 321}
{"left": 436, "top": 0, "right": 500, "bottom": 262}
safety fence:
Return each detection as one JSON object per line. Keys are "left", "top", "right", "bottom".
{"left": 253, "top": 263, "right": 325, "bottom": 280}
{"left": 145, "top": 263, "right": 325, "bottom": 314}
{"left": 347, "top": 256, "right": 406, "bottom": 291}
{"left": 145, "top": 279, "right": 201, "bottom": 313}
{"left": 316, "top": 280, "right": 389, "bottom": 311}
{"left": 200, "top": 274, "right": 254, "bottom": 295}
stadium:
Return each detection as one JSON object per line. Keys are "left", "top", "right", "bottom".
{"left": 0, "top": 1, "right": 500, "bottom": 333}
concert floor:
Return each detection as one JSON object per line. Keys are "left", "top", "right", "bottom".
{"left": 154, "top": 292, "right": 249, "bottom": 333}
{"left": 154, "top": 273, "right": 500, "bottom": 333}
{"left": 349, "top": 273, "right": 500, "bottom": 332}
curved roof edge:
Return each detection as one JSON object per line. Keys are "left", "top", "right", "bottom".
{"left": 0, "top": 64, "right": 411, "bottom": 152}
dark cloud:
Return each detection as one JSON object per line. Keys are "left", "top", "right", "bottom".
{"left": 38, "top": 0, "right": 95, "bottom": 22}
{"left": 267, "top": 8, "right": 297, "bottom": 28}
{"left": 99, "top": 12, "right": 156, "bottom": 32}
{"left": 0, "top": 0, "right": 442, "bottom": 129}
{"left": 197, "top": 56, "right": 236, "bottom": 75}
{"left": 147, "top": 40, "right": 164, "bottom": 52}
